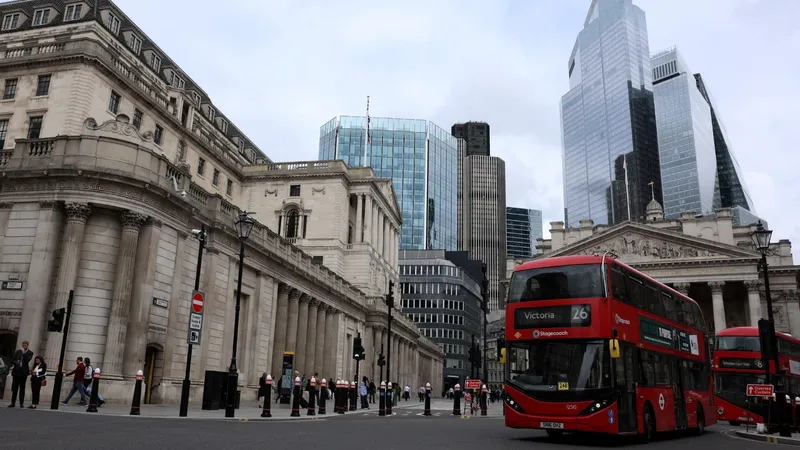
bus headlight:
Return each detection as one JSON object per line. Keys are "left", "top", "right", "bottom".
{"left": 505, "top": 396, "right": 526, "bottom": 413}
{"left": 579, "top": 398, "right": 611, "bottom": 415}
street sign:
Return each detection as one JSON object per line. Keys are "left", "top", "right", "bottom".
{"left": 746, "top": 384, "right": 774, "bottom": 397}
{"left": 188, "top": 330, "right": 201, "bottom": 345}
{"left": 189, "top": 313, "right": 203, "bottom": 331}
{"left": 191, "top": 290, "right": 205, "bottom": 314}
{"left": 465, "top": 379, "right": 482, "bottom": 390}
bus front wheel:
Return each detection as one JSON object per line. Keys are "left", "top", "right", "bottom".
{"left": 694, "top": 407, "right": 705, "bottom": 436}
{"left": 641, "top": 404, "right": 656, "bottom": 444}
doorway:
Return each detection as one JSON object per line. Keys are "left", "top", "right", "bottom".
{"left": 615, "top": 343, "right": 639, "bottom": 433}
{"left": 143, "top": 345, "right": 160, "bottom": 404}
{"left": 0, "top": 332, "right": 17, "bottom": 399}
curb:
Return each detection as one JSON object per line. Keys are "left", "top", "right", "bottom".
{"left": 37, "top": 408, "right": 327, "bottom": 422}
{"left": 735, "top": 430, "right": 800, "bottom": 446}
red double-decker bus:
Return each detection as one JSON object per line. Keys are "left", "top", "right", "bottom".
{"left": 714, "top": 326, "right": 800, "bottom": 425}
{"left": 503, "top": 255, "right": 715, "bottom": 443}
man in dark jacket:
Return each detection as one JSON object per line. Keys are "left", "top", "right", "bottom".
{"left": 9, "top": 340, "right": 33, "bottom": 408}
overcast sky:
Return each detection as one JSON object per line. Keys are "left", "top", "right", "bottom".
{"left": 116, "top": 0, "right": 799, "bottom": 254}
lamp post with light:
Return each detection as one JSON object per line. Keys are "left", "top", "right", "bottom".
{"left": 225, "top": 211, "right": 256, "bottom": 418}
{"left": 751, "top": 220, "right": 778, "bottom": 377}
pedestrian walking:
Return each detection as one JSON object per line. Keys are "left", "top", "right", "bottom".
{"left": 8, "top": 340, "right": 33, "bottom": 408}
{"left": 61, "top": 357, "right": 87, "bottom": 406}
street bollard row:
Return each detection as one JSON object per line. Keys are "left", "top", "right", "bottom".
{"left": 86, "top": 368, "right": 102, "bottom": 413}
{"left": 480, "top": 384, "right": 488, "bottom": 416}
{"left": 130, "top": 370, "right": 144, "bottom": 415}
{"left": 261, "top": 375, "right": 272, "bottom": 418}
{"left": 424, "top": 382, "right": 431, "bottom": 416}
{"left": 290, "top": 376, "right": 302, "bottom": 417}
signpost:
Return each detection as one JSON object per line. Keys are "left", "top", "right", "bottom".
{"left": 746, "top": 384, "right": 775, "bottom": 397}
{"left": 188, "top": 290, "right": 204, "bottom": 345}
{"left": 465, "top": 379, "right": 482, "bottom": 390}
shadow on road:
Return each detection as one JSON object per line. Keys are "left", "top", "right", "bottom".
{"left": 512, "top": 429, "right": 720, "bottom": 448}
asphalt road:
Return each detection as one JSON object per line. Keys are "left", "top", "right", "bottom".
{"left": 0, "top": 408, "right": 774, "bottom": 450}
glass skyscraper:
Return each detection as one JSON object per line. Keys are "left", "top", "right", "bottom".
{"left": 506, "top": 207, "right": 543, "bottom": 259}
{"left": 561, "top": 0, "right": 661, "bottom": 227}
{"left": 319, "top": 116, "right": 459, "bottom": 250}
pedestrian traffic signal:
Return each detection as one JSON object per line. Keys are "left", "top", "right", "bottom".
{"left": 496, "top": 337, "right": 505, "bottom": 361}
{"left": 385, "top": 280, "right": 395, "bottom": 308}
{"left": 377, "top": 353, "right": 386, "bottom": 367}
{"left": 499, "top": 348, "right": 506, "bottom": 365}
{"left": 47, "top": 307, "right": 65, "bottom": 332}
{"left": 352, "top": 336, "right": 365, "bottom": 360}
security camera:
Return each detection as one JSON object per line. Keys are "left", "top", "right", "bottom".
{"left": 180, "top": 190, "right": 187, "bottom": 198}
{"left": 191, "top": 229, "right": 202, "bottom": 236}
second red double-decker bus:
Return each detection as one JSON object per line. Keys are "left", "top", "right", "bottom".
{"left": 503, "top": 255, "right": 716, "bottom": 443}
{"left": 714, "top": 326, "right": 800, "bottom": 425}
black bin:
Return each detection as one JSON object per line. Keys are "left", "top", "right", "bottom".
{"left": 202, "top": 371, "right": 227, "bottom": 411}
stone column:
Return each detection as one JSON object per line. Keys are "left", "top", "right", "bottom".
{"left": 103, "top": 211, "right": 147, "bottom": 376}
{"left": 708, "top": 282, "right": 727, "bottom": 332}
{"left": 377, "top": 213, "right": 384, "bottom": 257}
{"left": 162, "top": 231, "right": 188, "bottom": 380}
{"left": 19, "top": 201, "right": 61, "bottom": 352}
{"left": 383, "top": 219, "right": 389, "bottom": 257}
{"left": 314, "top": 302, "right": 327, "bottom": 376}
{"left": 295, "top": 294, "right": 311, "bottom": 375}
{"left": 271, "top": 284, "right": 291, "bottom": 378}
{"left": 745, "top": 280, "right": 763, "bottom": 326}
{"left": 364, "top": 195, "right": 373, "bottom": 245}
{"left": 123, "top": 217, "right": 162, "bottom": 377}
{"left": 786, "top": 290, "right": 800, "bottom": 335}
{"left": 362, "top": 324, "right": 372, "bottom": 379}
{"left": 325, "top": 310, "right": 340, "bottom": 379}
{"left": 305, "top": 298, "right": 320, "bottom": 375}
{"left": 44, "top": 203, "right": 92, "bottom": 367}
{"left": 285, "top": 289, "right": 302, "bottom": 360}
{"left": 355, "top": 194, "right": 364, "bottom": 243}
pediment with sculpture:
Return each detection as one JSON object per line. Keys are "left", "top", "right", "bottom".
{"left": 549, "top": 223, "right": 758, "bottom": 263}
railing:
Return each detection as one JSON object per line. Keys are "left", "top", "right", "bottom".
{"left": 188, "top": 183, "right": 209, "bottom": 206}
{"left": 0, "top": 150, "right": 12, "bottom": 167}
{"left": 28, "top": 139, "right": 54, "bottom": 157}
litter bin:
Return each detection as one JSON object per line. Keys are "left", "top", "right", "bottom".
{"left": 202, "top": 371, "right": 227, "bottom": 410}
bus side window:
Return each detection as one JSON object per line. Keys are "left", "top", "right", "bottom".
{"left": 611, "top": 267, "right": 629, "bottom": 303}
{"left": 644, "top": 284, "right": 663, "bottom": 317}
{"left": 628, "top": 276, "right": 647, "bottom": 311}
{"left": 639, "top": 350, "right": 656, "bottom": 387}
{"left": 661, "top": 292, "right": 677, "bottom": 323}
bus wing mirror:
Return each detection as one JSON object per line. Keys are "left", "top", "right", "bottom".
{"left": 609, "top": 339, "right": 621, "bottom": 359}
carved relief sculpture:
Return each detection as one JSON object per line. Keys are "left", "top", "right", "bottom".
{"left": 312, "top": 187, "right": 325, "bottom": 195}
{"left": 84, "top": 116, "right": 155, "bottom": 142}
{"left": 578, "top": 232, "right": 721, "bottom": 259}
{"left": 265, "top": 189, "right": 278, "bottom": 197}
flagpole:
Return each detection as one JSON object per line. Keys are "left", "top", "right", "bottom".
{"left": 624, "top": 155, "right": 631, "bottom": 221}
{"left": 364, "top": 96, "right": 370, "bottom": 165}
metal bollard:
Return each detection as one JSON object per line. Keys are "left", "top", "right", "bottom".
{"left": 130, "top": 369, "right": 144, "bottom": 416}
{"left": 349, "top": 381, "right": 357, "bottom": 411}
{"left": 318, "top": 379, "right": 328, "bottom": 414}
{"left": 378, "top": 381, "right": 386, "bottom": 416}
{"left": 307, "top": 377, "right": 317, "bottom": 416}
{"left": 481, "top": 384, "right": 488, "bottom": 416}
{"left": 386, "top": 382, "right": 393, "bottom": 415}
{"left": 424, "top": 383, "right": 432, "bottom": 416}
{"left": 261, "top": 375, "right": 272, "bottom": 418}
{"left": 290, "top": 376, "right": 301, "bottom": 417}
{"left": 453, "top": 384, "right": 461, "bottom": 416}
{"left": 86, "top": 368, "right": 102, "bottom": 413}
{"left": 337, "top": 380, "right": 345, "bottom": 414}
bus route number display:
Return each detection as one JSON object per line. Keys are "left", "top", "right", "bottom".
{"left": 514, "top": 304, "right": 592, "bottom": 329}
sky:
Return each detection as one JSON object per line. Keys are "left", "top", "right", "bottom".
{"left": 116, "top": 0, "right": 800, "bottom": 256}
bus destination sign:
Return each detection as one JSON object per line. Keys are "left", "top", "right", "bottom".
{"left": 719, "top": 358, "right": 763, "bottom": 370}
{"left": 514, "top": 304, "right": 592, "bottom": 329}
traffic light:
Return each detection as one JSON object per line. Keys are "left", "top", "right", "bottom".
{"left": 385, "top": 280, "right": 395, "bottom": 308}
{"left": 496, "top": 337, "right": 505, "bottom": 361}
{"left": 499, "top": 348, "right": 506, "bottom": 365}
{"left": 353, "top": 336, "right": 365, "bottom": 360}
{"left": 468, "top": 346, "right": 474, "bottom": 363}
{"left": 377, "top": 353, "right": 386, "bottom": 367}
{"left": 47, "top": 308, "right": 66, "bottom": 332}
{"left": 474, "top": 350, "right": 482, "bottom": 369}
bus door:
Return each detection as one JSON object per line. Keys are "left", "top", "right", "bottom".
{"left": 672, "top": 359, "right": 688, "bottom": 429}
{"left": 615, "top": 343, "right": 638, "bottom": 432}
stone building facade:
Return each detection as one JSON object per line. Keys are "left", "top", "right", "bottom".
{"left": 0, "top": 0, "right": 442, "bottom": 403}
{"left": 506, "top": 202, "right": 800, "bottom": 335}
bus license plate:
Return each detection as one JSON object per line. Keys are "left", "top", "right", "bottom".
{"left": 540, "top": 422, "right": 564, "bottom": 429}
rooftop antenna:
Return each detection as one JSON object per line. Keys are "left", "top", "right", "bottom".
{"left": 648, "top": 181, "right": 655, "bottom": 201}
{"left": 363, "top": 96, "right": 371, "bottom": 165}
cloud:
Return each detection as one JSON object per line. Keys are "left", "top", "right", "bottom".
{"left": 115, "top": 0, "right": 800, "bottom": 255}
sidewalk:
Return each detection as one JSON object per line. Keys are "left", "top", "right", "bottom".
{"left": 735, "top": 428, "right": 800, "bottom": 446}
{"left": 345, "top": 398, "right": 504, "bottom": 417}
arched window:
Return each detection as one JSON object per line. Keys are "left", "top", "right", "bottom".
{"left": 285, "top": 209, "right": 300, "bottom": 239}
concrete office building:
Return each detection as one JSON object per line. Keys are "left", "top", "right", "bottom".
{"left": 451, "top": 121, "right": 490, "bottom": 157}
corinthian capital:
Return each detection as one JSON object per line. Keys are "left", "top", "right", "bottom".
{"left": 120, "top": 211, "right": 148, "bottom": 231}
{"left": 308, "top": 298, "right": 320, "bottom": 308}
{"left": 708, "top": 281, "right": 725, "bottom": 294}
{"left": 288, "top": 289, "right": 302, "bottom": 301}
{"left": 672, "top": 282, "right": 690, "bottom": 294}
{"left": 64, "top": 203, "right": 91, "bottom": 223}
{"left": 744, "top": 280, "right": 762, "bottom": 293}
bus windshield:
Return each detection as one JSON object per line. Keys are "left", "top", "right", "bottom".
{"left": 716, "top": 336, "right": 760, "bottom": 352}
{"left": 509, "top": 340, "right": 611, "bottom": 398}
{"left": 507, "top": 264, "right": 605, "bottom": 303}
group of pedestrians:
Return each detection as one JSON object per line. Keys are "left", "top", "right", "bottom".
{"left": 6, "top": 340, "right": 47, "bottom": 409}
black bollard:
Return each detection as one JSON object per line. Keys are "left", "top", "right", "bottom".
{"left": 307, "top": 377, "right": 317, "bottom": 416}
{"left": 378, "top": 381, "right": 386, "bottom": 416}
{"left": 318, "top": 379, "right": 328, "bottom": 414}
{"left": 290, "top": 376, "right": 301, "bottom": 417}
{"left": 481, "top": 384, "right": 488, "bottom": 416}
{"left": 349, "top": 381, "right": 357, "bottom": 412}
{"left": 424, "top": 383, "right": 432, "bottom": 416}
{"left": 130, "top": 369, "right": 144, "bottom": 416}
{"left": 337, "top": 380, "right": 345, "bottom": 415}
{"left": 86, "top": 368, "right": 101, "bottom": 413}
{"left": 261, "top": 374, "right": 272, "bottom": 418}
{"left": 453, "top": 384, "right": 461, "bottom": 416}
{"left": 386, "top": 382, "right": 393, "bottom": 415}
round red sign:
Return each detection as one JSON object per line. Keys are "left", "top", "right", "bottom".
{"left": 192, "top": 291, "right": 204, "bottom": 313}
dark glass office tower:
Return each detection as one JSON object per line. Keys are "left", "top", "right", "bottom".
{"left": 506, "top": 207, "right": 543, "bottom": 259}
{"left": 561, "top": 0, "right": 661, "bottom": 226}
{"left": 451, "top": 122, "right": 490, "bottom": 157}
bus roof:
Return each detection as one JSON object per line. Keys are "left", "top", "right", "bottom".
{"left": 717, "top": 326, "right": 799, "bottom": 343}
{"left": 513, "top": 255, "right": 702, "bottom": 309}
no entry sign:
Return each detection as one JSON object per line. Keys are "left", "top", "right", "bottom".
{"left": 746, "top": 384, "right": 774, "bottom": 397}
{"left": 191, "top": 290, "right": 205, "bottom": 314}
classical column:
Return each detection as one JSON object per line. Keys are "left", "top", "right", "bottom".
{"left": 355, "top": 194, "right": 364, "bottom": 243}
{"left": 103, "top": 211, "right": 147, "bottom": 376}
{"left": 364, "top": 195, "right": 373, "bottom": 245}
{"left": 322, "top": 307, "right": 336, "bottom": 378}
{"left": 19, "top": 201, "right": 61, "bottom": 352}
{"left": 122, "top": 217, "right": 162, "bottom": 377}
{"left": 377, "top": 213, "right": 384, "bottom": 257}
{"left": 44, "top": 203, "right": 92, "bottom": 366}
{"left": 162, "top": 231, "right": 188, "bottom": 380}
{"left": 708, "top": 282, "right": 727, "bottom": 332}
{"left": 285, "top": 289, "right": 302, "bottom": 361}
{"left": 745, "top": 280, "right": 763, "bottom": 326}
{"left": 362, "top": 324, "right": 372, "bottom": 379}
{"left": 305, "top": 298, "right": 320, "bottom": 375}
{"left": 382, "top": 219, "right": 389, "bottom": 257}
{"left": 295, "top": 294, "right": 311, "bottom": 375}
{"left": 271, "top": 284, "right": 291, "bottom": 378}
{"left": 786, "top": 290, "right": 800, "bottom": 335}
{"left": 314, "top": 302, "right": 327, "bottom": 376}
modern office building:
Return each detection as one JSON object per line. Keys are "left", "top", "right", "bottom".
{"left": 462, "top": 156, "right": 507, "bottom": 313}
{"left": 561, "top": 0, "right": 661, "bottom": 227}
{"left": 652, "top": 47, "right": 762, "bottom": 226}
{"left": 506, "top": 207, "right": 543, "bottom": 258}
{"left": 319, "top": 116, "right": 459, "bottom": 251}
{"left": 451, "top": 122, "right": 490, "bottom": 157}
{"left": 485, "top": 318, "right": 505, "bottom": 390}
{"left": 399, "top": 250, "right": 484, "bottom": 390}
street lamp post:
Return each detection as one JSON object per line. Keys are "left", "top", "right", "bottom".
{"left": 751, "top": 220, "right": 778, "bottom": 377}
{"left": 225, "top": 211, "right": 255, "bottom": 418}
{"left": 481, "top": 264, "right": 489, "bottom": 384}
{"left": 179, "top": 224, "right": 206, "bottom": 417}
